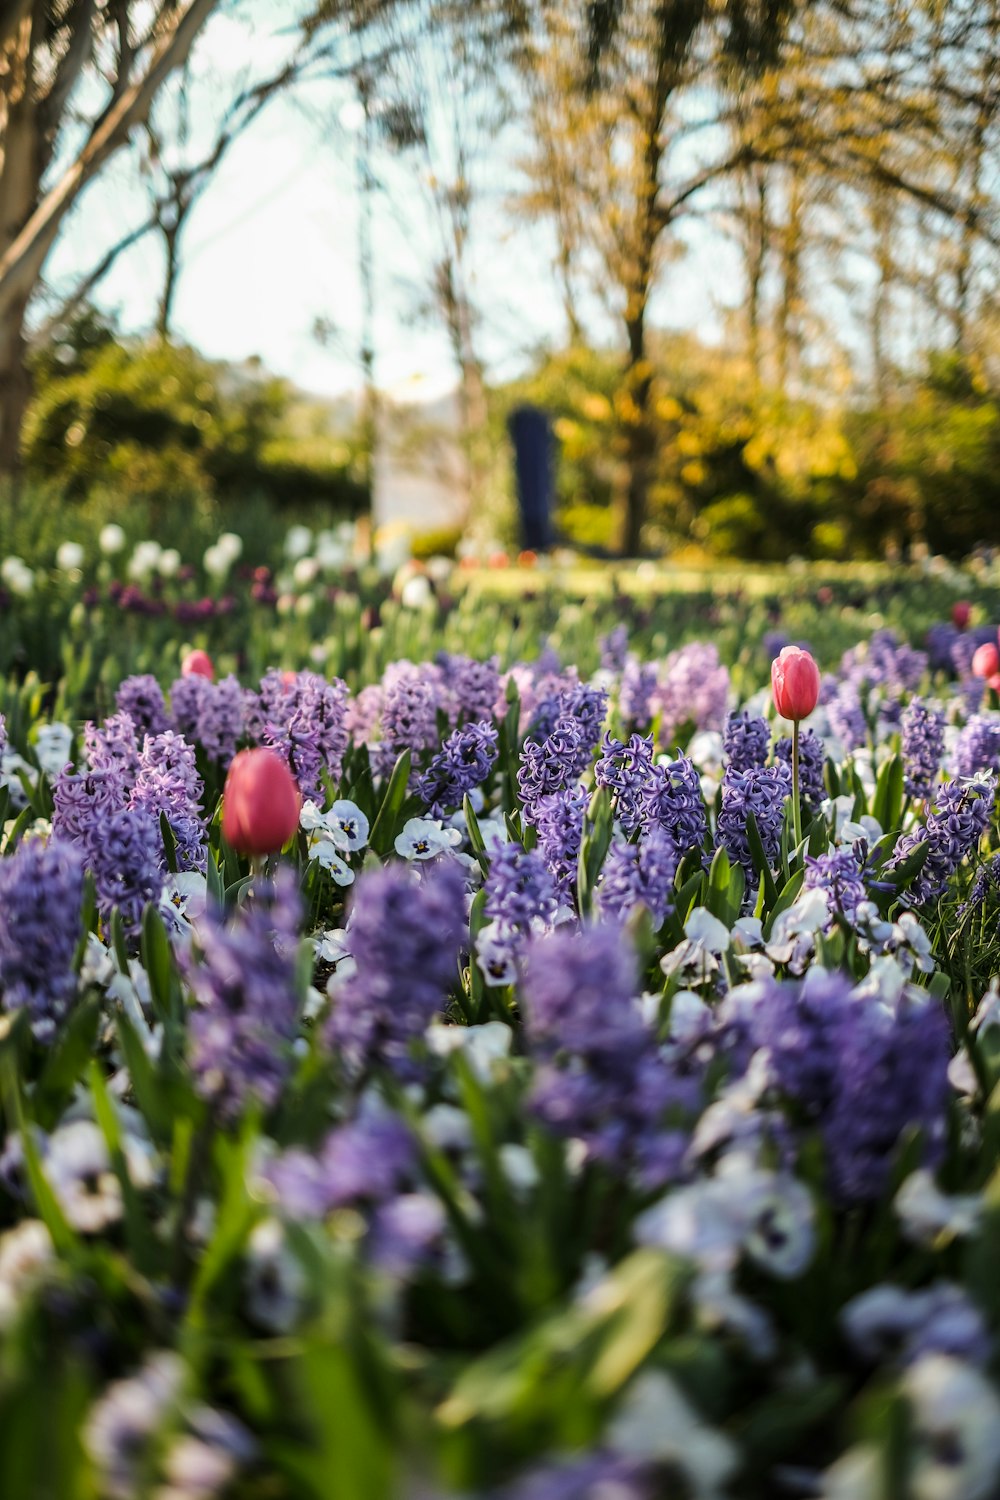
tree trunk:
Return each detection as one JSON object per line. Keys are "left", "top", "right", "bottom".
{"left": 620, "top": 304, "right": 653, "bottom": 556}
{"left": 0, "top": 289, "right": 30, "bottom": 474}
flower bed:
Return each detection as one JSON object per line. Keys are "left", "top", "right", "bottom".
{"left": 1, "top": 608, "right": 1000, "bottom": 1498}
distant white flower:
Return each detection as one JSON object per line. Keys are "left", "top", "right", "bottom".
{"left": 0, "top": 1220, "right": 53, "bottom": 1329}
{"left": 1, "top": 556, "right": 34, "bottom": 596}
{"left": 426, "top": 1020, "right": 512, "bottom": 1081}
{"left": 203, "top": 544, "right": 231, "bottom": 579}
{"left": 293, "top": 556, "right": 319, "bottom": 588}
{"left": 395, "top": 817, "right": 457, "bottom": 860}
{"left": 819, "top": 1445, "right": 880, "bottom": 1500}
{"left": 33, "top": 722, "right": 73, "bottom": 777}
{"left": 128, "top": 540, "right": 162, "bottom": 580}
{"left": 46, "top": 1122, "right": 122, "bottom": 1233}
{"left": 98, "top": 523, "right": 126, "bottom": 555}
{"left": 158, "top": 547, "right": 181, "bottom": 578}
{"left": 56, "top": 541, "right": 84, "bottom": 571}
{"left": 217, "top": 531, "right": 242, "bottom": 561}
{"left": 245, "top": 1219, "right": 307, "bottom": 1333}
{"left": 499, "top": 1144, "right": 539, "bottom": 1195}
{"left": 401, "top": 575, "right": 433, "bottom": 609}
{"left": 284, "top": 525, "right": 313, "bottom": 561}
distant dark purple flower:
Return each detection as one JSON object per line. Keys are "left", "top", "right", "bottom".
{"left": 843, "top": 1282, "right": 991, "bottom": 1369}
{"left": 620, "top": 657, "right": 658, "bottom": 730}
{"left": 327, "top": 860, "right": 466, "bottom": 1079}
{"left": 826, "top": 684, "right": 867, "bottom": 751}
{"left": 954, "top": 714, "right": 1000, "bottom": 779}
{"left": 640, "top": 753, "right": 708, "bottom": 857}
{"left": 0, "top": 839, "right": 84, "bottom": 1041}
{"left": 84, "top": 711, "right": 140, "bottom": 785}
{"left": 716, "top": 762, "right": 790, "bottom": 879}
{"left": 888, "top": 774, "right": 996, "bottom": 905}
{"left": 519, "top": 718, "right": 590, "bottom": 817}
{"left": 0, "top": 711, "right": 6, "bottom": 761}
{"left": 724, "top": 711, "right": 770, "bottom": 772}
{"left": 653, "top": 641, "right": 729, "bottom": 744}
{"left": 595, "top": 827, "right": 678, "bottom": 928}
{"left": 776, "top": 727, "right": 826, "bottom": 812}
{"left": 485, "top": 840, "right": 558, "bottom": 933}
{"left": 417, "top": 720, "right": 498, "bottom": 818}
{"left": 735, "top": 972, "right": 951, "bottom": 1204}
{"left": 264, "top": 671, "right": 350, "bottom": 802}
{"left": 902, "top": 699, "right": 945, "bottom": 799}
{"left": 532, "top": 785, "right": 589, "bottom": 895}
{"left": 925, "top": 622, "right": 960, "bottom": 675}
{"left": 500, "top": 1452, "right": 656, "bottom": 1500}
{"left": 89, "top": 807, "right": 164, "bottom": 939}
{"left": 183, "top": 872, "right": 301, "bottom": 1120}
{"left": 438, "top": 652, "right": 501, "bottom": 724}
{"left": 600, "top": 624, "right": 630, "bottom": 672}
{"left": 594, "top": 732, "right": 655, "bottom": 834}
{"left": 129, "top": 731, "right": 205, "bottom": 872}
{"left": 52, "top": 765, "right": 127, "bottom": 848}
{"left": 803, "top": 848, "right": 866, "bottom": 924}
{"left": 266, "top": 1112, "right": 416, "bottom": 1219}
{"left": 115, "top": 675, "right": 169, "bottom": 739}
{"left": 523, "top": 924, "right": 696, "bottom": 1172}
{"left": 374, "top": 663, "right": 441, "bottom": 779}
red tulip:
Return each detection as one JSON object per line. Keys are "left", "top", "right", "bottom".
{"left": 222, "top": 748, "right": 301, "bottom": 856}
{"left": 181, "top": 648, "right": 214, "bottom": 680}
{"left": 771, "top": 645, "right": 821, "bottom": 722}
{"left": 951, "top": 601, "right": 971, "bottom": 630}
{"left": 972, "top": 642, "right": 1000, "bottom": 679}
{"left": 989, "top": 674, "right": 1000, "bottom": 694}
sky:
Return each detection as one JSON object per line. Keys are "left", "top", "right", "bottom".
{"left": 42, "top": 4, "right": 746, "bottom": 406}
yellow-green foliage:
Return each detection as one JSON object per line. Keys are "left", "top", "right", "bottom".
{"left": 492, "top": 337, "right": 1000, "bottom": 560}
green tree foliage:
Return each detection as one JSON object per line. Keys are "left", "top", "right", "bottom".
{"left": 495, "top": 340, "right": 1000, "bottom": 561}
{"left": 22, "top": 314, "right": 367, "bottom": 517}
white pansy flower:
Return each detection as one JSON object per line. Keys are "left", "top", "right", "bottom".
{"left": 905, "top": 1355, "right": 1000, "bottom": 1500}
{"left": 895, "top": 1170, "right": 983, "bottom": 1246}
{"left": 306, "top": 836, "right": 354, "bottom": 885}
{"left": 607, "top": 1369, "right": 738, "bottom": 1499}
{"left": 684, "top": 907, "right": 731, "bottom": 954}
{"left": 395, "top": 817, "right": 459, "bottom": 860}
{"left": 425, "top": 1021, "right": 512, "bottom": 1081}
{"left": 475, "top": 923, "right": 518, "bottom": 987}
{"left": 325, "top": 800, "right": 369, "bottom": 852}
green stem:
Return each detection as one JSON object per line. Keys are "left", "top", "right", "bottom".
{"left": 792, "top": 718, "right": 803, "bottom": 851}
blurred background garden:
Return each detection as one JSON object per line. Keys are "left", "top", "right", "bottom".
{"left": 1, "top": 0, "right": 999, "bottom": 585}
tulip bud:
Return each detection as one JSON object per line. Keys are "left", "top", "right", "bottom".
{"left": 222, "top": 748, "right": 301, "bottom": 856}
{"left": 181, "top": 648, "right": 214, "bottom": 680}
{"left": 771, "top": 645, "right": 821, "bottom": 722}
{"left": 951, "top": 601, "right": 971, "bottom": 630}
{"left": 972, "top": 642, "right": 1000, "bottom": 679}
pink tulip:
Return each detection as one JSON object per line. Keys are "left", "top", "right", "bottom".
{"left": 771, "top": 645, "right": 821, "bottom": 722}
{"left": 951, "top": 601, "right": 971, "bottom": 630}
{"left": 222, "top": 749, "right": 300, "bottom": 857}
{"left": 181, "top": 648, "right": 214, "bottom": 680}
{"left": 972, "top": 643, "right": 1000, "bottom": 679}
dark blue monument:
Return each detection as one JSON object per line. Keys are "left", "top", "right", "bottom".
{"left": 508, "top": 404, "right": 553, "bottom": 552}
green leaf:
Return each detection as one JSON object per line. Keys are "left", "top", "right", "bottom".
{"left": 90, "top": 1062, "right": 159, "bottom": 1273}
{"left": 369, "top": 750, "right": 411, "bottom": 856}
{"left": 746, "top": 810, "right": 779, "bottom": 911}
{"left": 34, "top": 997, "right": 101, "bottom": 1130}
{"left": 141, "top": 902, "right": 177, "bottom": 1032}
{"left": 872, "top": 753, "right": 904, "bottom": 832}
